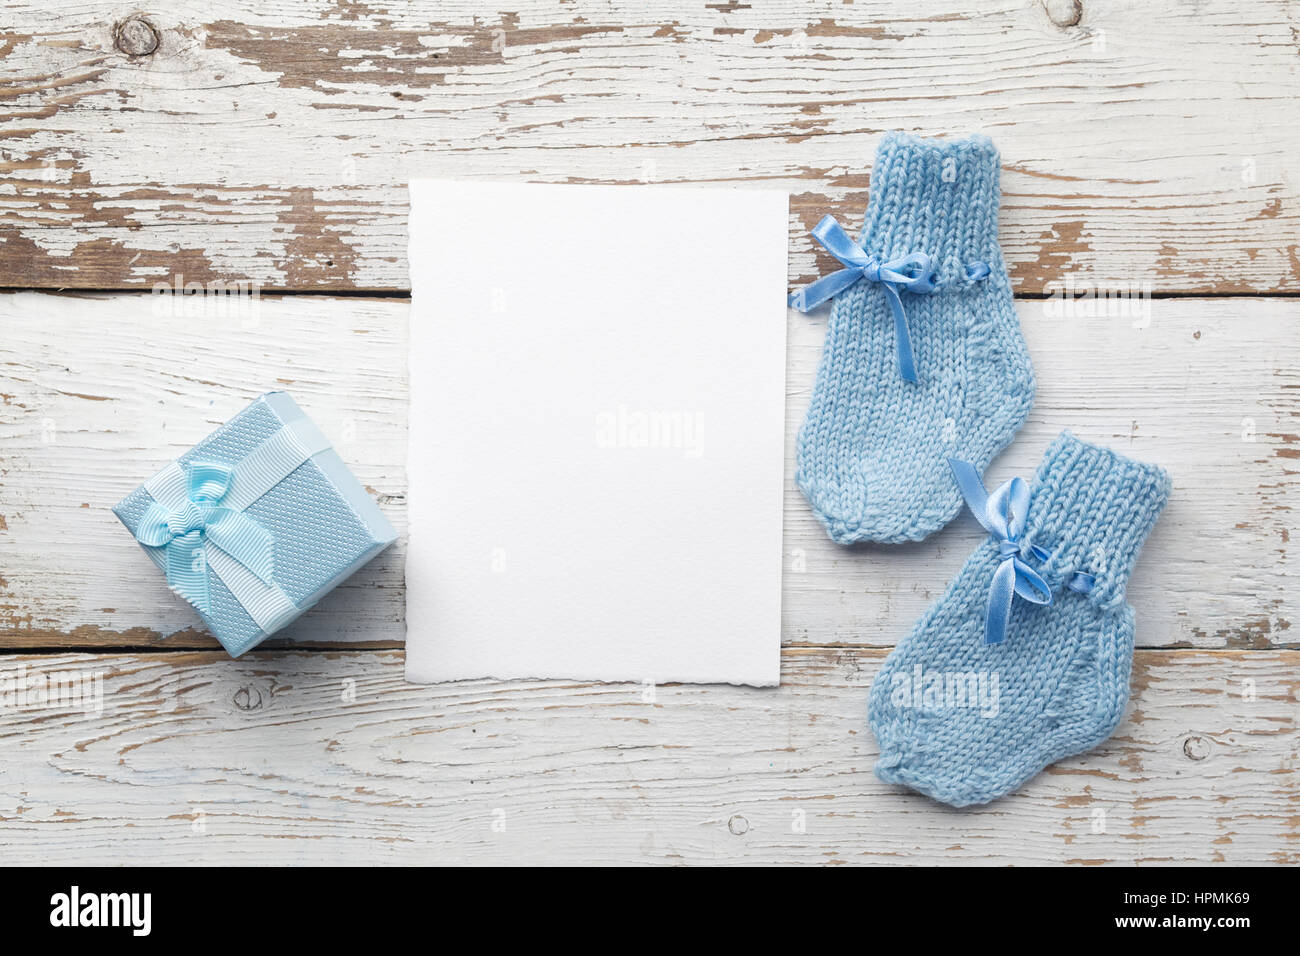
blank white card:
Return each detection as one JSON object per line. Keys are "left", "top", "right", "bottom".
{"left": 405, "top": 181, "right": 788, "bottom": 686}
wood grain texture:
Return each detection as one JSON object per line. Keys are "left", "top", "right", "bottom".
{"left": 4, "top": 0, "right": 1296, "bottom": 865}
{"left": 1, "top": 291, "right": 1294, "bottom": 651}
{"left": 0, "top": 647, "right": 1294, "bottom": 865}
{"left": 1, "top": 1, "right": 1297, "bottom": 293}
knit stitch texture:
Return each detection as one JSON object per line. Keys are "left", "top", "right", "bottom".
{"left": 867, "top": 432, "right": 1171, "bottom": 807}
{"left": 796, "top": 132, "right": 1035, "bottom": 543}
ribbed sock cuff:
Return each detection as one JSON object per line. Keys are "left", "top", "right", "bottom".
{"left": 861, "top": 132, "right": 1003, "bottom": 286}
{"left": 1022, "top": 432, "right": 1172, "bottom": 605}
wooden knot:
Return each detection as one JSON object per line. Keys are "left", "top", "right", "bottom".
{"left": 727, "top": 814, "right": 749, "bottom": 836}
{"left": 1043, "top": 0, "right": 1083, "bottom": 28}
{"left": 1182, "top": 735, "right": 1212, "bottom": 761}
{"left": 232, "top": 684, "right": 264, "bottom": 711}
{"left": 114, "top": 17, "right": 160, "bottom": 57}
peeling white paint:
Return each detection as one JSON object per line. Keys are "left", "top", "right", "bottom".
{"left": 0, "top": 292, "right": 1293, "bottom": 651}
{"left": 0, "top": 2, "right": 1295, "bottom": 291}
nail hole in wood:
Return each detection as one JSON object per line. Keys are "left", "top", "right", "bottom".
{"left": 114, "top": 16, "right": 160, "bottom": 57}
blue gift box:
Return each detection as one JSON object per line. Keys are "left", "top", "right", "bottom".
{"left": 113, "top": 391, "right": 397, "bottom": 657}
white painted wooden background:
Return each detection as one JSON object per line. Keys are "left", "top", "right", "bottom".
{"left": 1, "top": 0, "right": 1297, "bottom": 865}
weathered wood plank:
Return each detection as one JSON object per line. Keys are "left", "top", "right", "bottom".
{"left": 0, "top": 291, "right": 1293, "bottom": 650}
{"left": 1, "top": 2, "right": 1297, "bottom": 293}
{"left": 0, "top": 647, "right": 1293, "bottom": 865}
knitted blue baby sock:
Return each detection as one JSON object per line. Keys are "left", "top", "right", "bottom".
{"left": 868, "top": 432, "right": 1171, "bottom": 807}
{"left": 792, "top": 132, "right": 1034, "bottom": 544}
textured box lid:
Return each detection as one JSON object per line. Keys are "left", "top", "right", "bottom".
{"left": 113, "top": 391, "right": 397, "bottom": 656}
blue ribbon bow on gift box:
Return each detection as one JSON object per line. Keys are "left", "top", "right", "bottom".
{"left": 134, "top": 462, "right": 275, "bottom": 615}
{"left": 132, "top": 417, "right": 332, "bottom": 635}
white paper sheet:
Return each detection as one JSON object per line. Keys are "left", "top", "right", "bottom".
{"left": 404, "top": 181, "right": 787, "bottom": 686}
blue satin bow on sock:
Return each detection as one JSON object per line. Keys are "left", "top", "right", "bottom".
{"left": 788, "top": 215, "right": 936, "bottom": 382}
{"left": 948, "top": 458, "right": 1053, "bottom": 645}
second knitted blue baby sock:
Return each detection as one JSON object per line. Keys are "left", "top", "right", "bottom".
{"left": 867, "top": 432, "right": 1171, "bottom": 807}
{"left": 792, "top": 132, "right": 1035, "bottom": 544}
